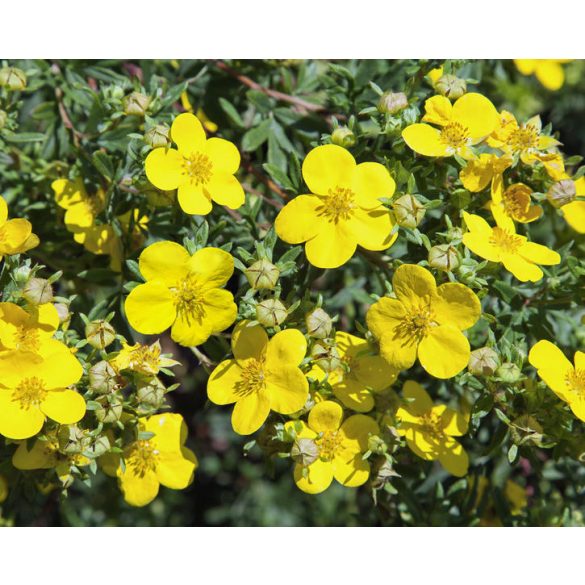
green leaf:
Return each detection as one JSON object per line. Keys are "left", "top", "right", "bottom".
{"left": 92, "top": 151, "right": 115, "bottom": 181}
{"left": 5, "top": 132, "right": 47, "bottom": 143}
{"left": 219, "top": 98, "right": 245, "bottom": 128}
{"left": 241, "top": 119, "right": 272, "bottom": 152}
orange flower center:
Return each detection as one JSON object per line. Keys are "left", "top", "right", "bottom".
{"left": 316, "top": 430, "right": 342, "bottom": 461}
{"left": 567, "top": 369, "right": 585, "bottom": 395}
{"left": 440, "top": 122, "right": 470, "bottom": 149}
{"left": 12, "top": 376, "right": 47, "bottom": 409}
{"left": 127, "top": 440, "right": 159, "bottom": 478}
{"left": 236, "top": 358, "right": 268, "bottom": 397}
{"left": 507, "top": 125, "right": 539, "bottom": 152}
{"left": 182, "top": 152, "right": 213, "bottom": 186}
{"left": 171, "top": 275, "right": 205, "bottom": 325}
{"left": 489, "top": 227, "right": 523, "bottom": 254}
{"left": 395, "top": 303, "right": 435, "bottom": 345}
{"left": 319, "top": 186, "right": 356, "bottom": 223}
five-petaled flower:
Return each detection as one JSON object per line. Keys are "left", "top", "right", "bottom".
{"left": 113, "top": 340, "right": 180, "bottom": 376}
{"left": 366, "top": 264, "right": 481, "bottom": 379}
{"left": 462, "top": 211, "right": 560, "bottom": 282}
{"left": 145, "top": 112, "right": 245, "bottom": 215}
{"left": 0, "top": 302, "right": 60, "bottom": 354}
{"left": 124, "top": 241, "right": 237, "bottom": 347}
{"left": 286, "top": 400, "right": 379, "bottom": 494}
{"left": 529, "top": 340, "right": 585, "bottom": 422}
{"left": 402, "top": 93, "right": 498, "bottom": 159}
{"left": 0, "top": 196, "right": 39, "bottom": 261}
{"left": 207, "top": 322, "right": 309, "bottom": 435}
{"left": 395, "top": 380, "right": 469, "bottom": 476}
{"left": 490, "top": 179, "right": 543, "bottom": 224}
{"left": 274, "top": 144, "right": 398, "bottom": 269}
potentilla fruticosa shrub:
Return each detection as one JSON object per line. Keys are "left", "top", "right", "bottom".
{"left": 0, "top": 59, "right": 584, "bottom": 526}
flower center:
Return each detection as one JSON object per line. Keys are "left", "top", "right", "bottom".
{"left": 171, "top": 275, "right": 205, "bottom": 325}
{"left": 440, "top": 122, "right": 470, "bottom": 149}
{"left": 183, "top": 152, "right": 213, "bottom": 186}
{"left": 489, "top": 227, "right": 523, "bottom": 254}
{"left": 395, "top": 304, "right": 435, "bottom": 345}
{"left": 14, "top": 325, "right": 40, "bottom": 352}
{"left": 127, "top": 440, "right": 159, "bottom": 478}
{"left": 128, "top": 344, "right": 161, "bottom": 374}
{"left": 420, "top": 412, "right": 443, "bottom": 439}
{"left": 567, "top": 369, "right": 585, "bottom": 396}
{"left": 503, "top": 185, "right": 531, "bottom": 218}
{"left": 316, "top": 430, "right": 342, "bottom": 461}
{"left": 507, "top": 125, "right": 539, "bottom": 152}
{"left": 12, "top": 377, "right": 47, "bottom": 409}
{"left": 236, "top": 358, "right": 268, "bottom": 397}
{"left": 319, "top": 186, "right": 356, "bottom": 223}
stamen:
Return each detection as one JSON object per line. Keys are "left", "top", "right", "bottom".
{"left": 489, "top": 227, "right": 523, "bottom": 253}
{"left": 235, "top": 359, "right": 268, "bottom": 397}
{"left": 127, "top": 440, "right": 159, "bottom": 478}
{"left": 12, "top": 377, "right": 47, "bottom": 409}
{"left": 317, "top": 186, "right": 356, "bottom": 223}
{"left": 316, "top": 430, "right": 342, "bottom": 461}
{"left": 182, "top": 152, "right": 213, "bottom": 186}
{"left": 171, "top": 275, "right": 205, "bottom": 325}
{"left": 440, "top": 122, "right": 470, "bottom": 150}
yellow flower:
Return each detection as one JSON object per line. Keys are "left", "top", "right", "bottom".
{"left": 459, "top": 153, "right": 512, "bottom": 193}
{"left": 0, "top": 341, "right": 85, "bottom": 439}
{"left": 490, "top": 179, "right": 543, "bottom": 224}
{"left": 395, "top": 380, "right": 469, "bottom": 476}
{"left": 52, "top": 177, "right": 105, "bottom": 235}
{"left": 180, "top": 91, "right": 219, "bottom": 133}
{"left": 529, "top": 340, "right": 585, "bottom": 422}
{"left": 144, "top": 112, "right": 244, "bottom": 215}
{"left": 113, "top": 340, "right": 180, "bottom": 376}
{"left": 462, "top": 211, "right": 560, "bottom": 282}
{"left": 0, "top": 474, "right": 7, "bottom": 503}
{"left": 125, "top": 241, "right": 236, "bottom": 347}
{"left": 116, "top": 413, "right": 197, "bottom": 507}
{"left": 0, "top": 196, "right": 39, "bottom": 260}
{"left": 286, "top": 400, "right": 379, "bottom": 494}
{"left": 0, "top": 302, "right": 60, "bottom": 353}
{"left": 514, "top": 59, "right": 571, "bottom": 91}
{"left": 274, "top": 144, "right": 397, "bottom": 269}
{"left": 307, "top": 331, "right": 397, "bottom": 412}
{"left": 366, "top": 264, "right": 481, "bottom": 379}
{"left": 207, "top": 322, "right": 309, "bottom": 435}
{"left": 402, "top": 93, "right": 498, "bottom": 159}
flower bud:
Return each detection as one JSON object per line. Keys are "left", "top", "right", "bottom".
{"left": 23, "top": 278, "right": 53, "bottom": 305}
{"left": 136, "top": 377, "right": 166, "bottom": 410}
{"left": 256, "top": 298, "right": 287, "bottom": 327}
{"left": 510, "top": 415, "right": 543, "bottom": 447}
{"left": 54, "top": 302, "right": 71, "bottom": 327}
{"left": 311, "top": 341, "right": 342, "bottom": 373}
{"left": 88, "top": 435, "right": 111, "bottom": 458}
{"left": 447, "top": 226, "right": 464, "bottom": 242}
{"left": 123, "top": 92, "right": 150, "bottom": 116}
{"left": 435, "top": 75, "right": 467, "bottom": 99}
{"left": 371, "top": 458, "right": 399, "bottom": 488}
{"left": 291, "top": 438, "right": 319, "bottom": 467}
{"left": 331, "top": 127, "right": 356, "bottom": 148}
{"left": 468, "top": 347, "right": 499, "bottom": 376}
{"left": 392, "top": 194, "right": 426, "bottom": 229}
{"left": 547, "top": 179, "right": 576, "bottom": 208}
{"left": 85, "top": 320, "right": 116, "bottom": 349}
{"left": 0, "top": 67, "right": 27, "bottom": 91}
{"left": 89, "top": 360, "right": 119, "bottom": 394}
{"left": 496, "top": 362, "right": 522, "bottom": 383}
{"left": 378, "top": 91, "right": 408, "bottom": 115}
{"left": 144, "top": 124, "right": 170, "bottom": 148}
{"left": 305, "top": 308, "right": 333, "bottom": 339}
{"left": 0, "top": 110, "right": 7, "bottom": 130}
{"left": 367, "top": 434, "right": 387, "bottom": 455}
{"left": 428, "top": 244, "right": 459, "bottom": 272}
{"left": 58, "top": 425, "right": 90, "bottom": 455}
{"left": 95, "top": 396, "right": 123, "bottom": 423}
{"left": 244, "top": 258, "right": 280, "bottom": 290}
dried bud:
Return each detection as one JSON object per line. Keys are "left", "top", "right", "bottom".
{"left": 54, "top": 302, "right": 71, "bottom": 328}
{"left": 428, "top": 244, "right": 460, "bottom": 272}
{"left": 547, "top": 179, "right": 576, "bottom": 208}
{"left": 85, "top": 320, "right": 116, "bottom": 349}
{"left": 371, "top": 458, "right": 399, "bottom": 488}
{"left": 23, "top": 278, "right": 53, "bottom": 305}
{"left": 256, "top": 298, "right": 287, "bottom": 327}
{"left": 496, "top": 362, "right": 522, "bottom": 383}
{"left": 123, "top": 92, "right": 150, "bottom": 116}
{"left": 95, "top": 396, "right": 123, "bottom": 423}
{"left": 245, "top": 258, "right": 280, "bottom": 290}
{"left": 58, "top": 425, "right": 90, "bottom": 455}
{"left": 89, "top": 360, "right": 119, "bottom": 394}
{"left": 331, "top": 127, "right": 356, "bottom": 148}
{"left": 468, "top": 347, "right": 499, "bottom": 376}
{"left": 435, "top": 75, "right": 467, "bottom": 100}
{"left": 0, "top": 67, "right": 27, "bottom": 91}
{"left": 87, "top": 435, "right": 111, "bottom": 458}
{"left": 378, "top": 91, "right": 408, "bottom": 115}
{"left": 136, "top": 377, "right": 166, "bottom": 410}
{"left": 0, "top": 110, "right": 7, "bottom": 130}
{"left": 311, "top": 341, "right": 342, "bottom": 373}
{"left": 392, "top": 194, "right": 426, "bottom": 229}
{"left": 367, "top": 434, "right": 387, "bottom": 455}
{"left": 291, "top": 438, "right": 319, "bottom": 467}
{"left": 305, "top": 308, "right": 333, "bottom": 339}
{"left": 144, "top": 124, "right": 170, "bottom": 148}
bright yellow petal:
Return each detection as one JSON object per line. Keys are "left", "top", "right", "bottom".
{"left": 52, "top": 178, "right": 86, "bottom": 209}
{"left": 519, "top": 242, "right": 560, "bottom": 266}
{"left": 145, "top": 148, "right": 183, "bottom": 191}
{"left": 439, "top": 406, "right": 469, "bottom": 436}
{"left": 452, "top": 93, "right": 498, "bottom": 139}
{"left": 40, "top": 389, "right": 86, "bottom": 424}
{"left": 462, "top": 211, "right": 492, "bottom": 235}
{"left": 12, "top": 438, "right": 55, "bottom": 469}
{"left": 304, "top": 219, "right": 357, "bottom": 269}
{"left": 351, "top": 162, "right": 396, "bottom": 208}
{"left": 125, "top": 281, "right": 177, "bottom": 334}
{"left": 459, "top": 154, "right": 495, "bottom": 192}
{"left": 266, "top": 328, "right": 307, "bottom": 367}
{"left": 232, "top": 321, "right": 269, "bottom": 361}
{"left": 156, "top": 450, "right": 196, "bottom": 490}
{"left": 231, "top": 390, "right": 271, "bottom": 435}
{"left": 145, "top": 413, "right": 188, "bottom": 451}
{"left": 347, "top": 207, "right": 397, "bottom": 252}
{"left": 205, "top": 137, "right": 240, "bottom": 174}
{"left": 302, "top": 144, "right": 356, "bottom": 195}
{"left": 206, "top": 173, "right": 245, "bottom": 209}
{"left": 434, "top": 283, "right": 481, "bottom": 330}
{"left": 339, "top": 413, "right": 379, "bottom": 451}
{"left": 171, "top": 112, "right": 206, "bottom": 156}
{"left": 402, "top": 380, "right": 433, "bottom": 415}
{"left": 514, "top": 59, "right": 537, "bottom": 75}
{"left": 562, "top": 201, "right": 585, "bottom": 233}
{"left": 333, "top": 381, "right": 375, "bottom": 413}
{"left": 275, "top": 195, "right": 322, "bottom": 244}
{"left": 392, "top": 263, "right": 437, "bottom": 307}
{"left": 170, "top": 310, "right": 212, "bottom": 347}
{"left": 0, "top": 196, "right": 7, "bottom": 223}
{"left": 354, "top": 355, "right": 397, "bottom": 392}
{"left": 535, "top": 61, "right": 564, "bottom": 91}
{"left": 293, "top": 459, "right": 334, "bottom": 494}
{"left": 308, "top": 400, "right": 343, "bottom": 433}
{"left": 418, "top": 325, "right": 470, "bottom": 379}
{"left": 501, "top": 254, "right": 543, "bottom": 282}
{"left": 332, "top": 451, "right": 371, "bottom": 487}
{"left": 188, "top": 247, "right": 234, "bottom": 289}
{"left": 402, "top": 124, "right": 449, "bottom": 157}
{"left": 138, "top": 241, "right": 190, "bottom": 285}
{"left": 207, "top": 360, "right": 243, "bottom": 405}
{"left": 177, "top": 183, "right": 212, "bottom": 215}
{"left": 529, "top": 340, "right": 574, "bottom": 402}
{"left": 438, "top": 437, "right": 469, "bottom": 476}
{"left": 0, "top": 391, "right": 44, "bottom": 439}
{"left": 422, "top": 95, "right": 453, "bottom": 126}
{"left": 462, "top": 232, "right": 502, "bottom": 263}
{"left": 366, "top": 297, "right": 406, "bottom": 341}
{"left": 266, "top": 366, "right": 308, "bottom": 414}
{"left": 201, "top": 288, "right": 237, "bottom": 334}
{"left": 118, "top": 467, "right": 159, "bottom": 507}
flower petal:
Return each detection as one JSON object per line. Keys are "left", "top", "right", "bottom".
{"left": 145, "top": 413, "right": 189, "bottom": 451}
{"left": 439, "top": 406, "right": 468, "bottom": 436}
{"left": 171, "top": 113, "right": 206, "bottom": 156}
{"left": 205, "top": 137, "right": 240, "bottom": 174}
{"left": 118, "top": 467, "right": 159, "bottom": 507}
{"left": 156, "top": 449, "right": 196, "bottom": 490}
{"left": 351, "top": 162, "right": 396, "bottom": 208}
{"left": 293, "top": 459, "right": 334, "bottom": 494}
{"left": 333, "top": 380, "right": 375, "bottom": 413}
{"left": 392, "top": 264, "right": 437, "bottom": 307}
{"left": 402, "top": 380, "right": 433, "bottom": 415}
{"left": 308, "top": 400, "right": 343, "bottom": 433}
{"left": 418, "top": 325, "right": 470, "bottom": 379}
{"left": 304, "top": 219, "right": 357, "bottom": 269}
{"left": 138, "top": 241, "right": 190, "bottom": 285}
{"left": 145, "top": 148, "right": 183, "bottom": 191}
{"left": 402, "top": 124, "right": 449, "bottom": 157}
{"left": 274, "top": 195, "right": 322, "bottom": 244}
{"left": 40, "top": 389, "right": 86, "bottom": 424}
{"left": 231, "top": 390, "right": 271, "bottom": 435}
{"left": 339, "top": 414, "right": 379, "bottom": 452}
{"left": 434, "top": 283, "right": 481, "bottom": 330}
{"left": 529, "top": 340, "right": 574, "bottom": 402}
{"left": 501, "top": 254, "right": 543, "bottom": 282}
{"left": 422, "top": 95, "right": 453, "bottom": 126}
{"left": 207, "top": 360, "right": 243, "bottom": 405}
{"left": 266, "top": 328, "right": 307, "bottom": 367}
{"left": 177, "top": 183, "right": 212, "bottom": 215}
{"left": 535, "top": 61, "right": 564, "bottom": 91}
{"left": 459, "top": 154, "right": 494, "bottom": 192}
{"left": 302, "top": 144, "right": 355, "bottom": 195}
{"left": 332, "top": 451, "right": 371, "bottom": 487}
{"left": 347, "top": 207, "right": 397, "bottom": 252}
{"left": 266, "top": 366, "right": 308, "bottom": 414}
{"left": 125, "top": 281, "right": 177, "bottom": 335}
{"left": 519, "top": 242, "right": 560, "bottom": 266}
{"left": 188, "top": 247, "right": 234, "bottom": 291}
{"left": 206, "top": 173, "right": 245, "bottom": 209}
{"left": 0, "top": 391, "right": 44, "bottom": 439}
{"left": 452, "top": 93, "right": 498, "bottom": 139}
{"left": 232, "top": 321, "right": 269, "bottom": 361}
{"left": 201, "top": 289, "right": 237, "bottom": 334}
{"left": 366, "top": 297, "right": 406, "bottom": 341}
{"left": 438, "top": 437, "right": 469, "bottom": 476}
{"left": 562, "top": 201, "right": 585, "bottom": 234}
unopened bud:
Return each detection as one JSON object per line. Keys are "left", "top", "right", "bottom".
{"left": 311, "top": 341, "right": 342, "bottom": 373}
{"left": 58, "top": 425, "right": 90, "bottom": 455}
{"left": 378, "top": 91, "right": 408, "bottom": 115}
{"left": 468, "top": 347, "right": 499, "bottom": 376}
{"left": 123, "top": 92, "right": 150, "bottom": 116}
{"left": 0, "top": 67, "right": 27, "bottom": 91}
{"left": 245, "top": 259, "right": 280, "bottom": 290}
{"left": 428, "top": 244, "right": 459, "bottom": 272}
{"left": 87, "top": 436, "right": 111, "bottom": 458}
{"left": 305, "top": 308, "right": 332, "bottom": 339}
{"left": 447, "top": 226, "right": 464, "bottom": 242}
{"left": 436, "top": 75, "right": 467, "bottom": 100}
{"left": 367, "top": 434, "right": 387, "bottom": 455}
{"left": 95, "top": 396, "right": 123, "bottom": 423}
{"left": 496, "top": 362, "right": 522, "bottom": 383}
{"left": 392, "top": 194, "right": 426, "bottom": 229}
{"left": 256, "top": 298, "right": 287, "bottom": 327}
{"left": 89, "top": 360, "right": 119, "bottom": 394}
{"left": 54, "top": 302, "right": 71, "bottom": 327}
{"left": 85, "top": 320, "right": 116, "bottom": 349}
{"left": 136, "top": 377, "right": 166, "bottom": 410}
{"left": 291, "top": 438, "right": 319, "bottom": 466}
{"left": 23, "top": 278, "right": 53, "bottom": 305}
{"left": 144, "top": 124, "right": 170, "bottom": 148}
{"left": 0, "top": 110, "right": 7, "bottom": 130}
{"left": 331, "top": 127, "right": 356, "bottom": 148}
{"left": 547, "top": 179, "right": 576, "bottom": 208}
